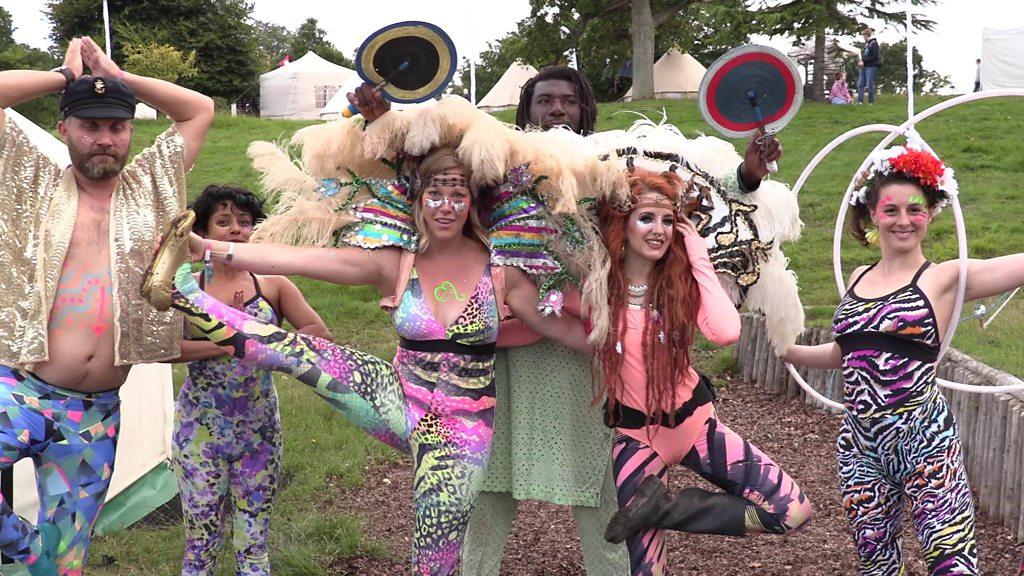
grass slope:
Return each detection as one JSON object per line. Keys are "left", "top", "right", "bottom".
{"left": 89, "top": 95, "right": 1023, "bottom": 573}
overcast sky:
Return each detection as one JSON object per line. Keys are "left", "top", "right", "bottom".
{"left": 3, "top": 0, "right": 1021, "bottom": 94}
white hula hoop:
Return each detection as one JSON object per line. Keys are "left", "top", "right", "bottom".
{"left": 784, "top": 90, "right": 1024, "bottom": 407}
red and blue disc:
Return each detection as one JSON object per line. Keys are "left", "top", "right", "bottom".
{"left": 698, "top": 45, "right": 802, "bottom": 138}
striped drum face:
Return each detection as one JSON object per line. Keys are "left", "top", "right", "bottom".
{"left": 698, "top": 45, "right": 803, "bottom": 139}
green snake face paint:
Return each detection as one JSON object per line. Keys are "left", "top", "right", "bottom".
{"left": 433, "top": 280, "right": 468, "bottom": 303}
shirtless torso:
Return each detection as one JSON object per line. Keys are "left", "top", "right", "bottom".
{"left": 33, "top": 189, "right": 128, "bottom": 392}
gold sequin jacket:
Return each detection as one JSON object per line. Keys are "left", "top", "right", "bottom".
{"left": 0, "top": 116, "right": 186, "bottom": 367}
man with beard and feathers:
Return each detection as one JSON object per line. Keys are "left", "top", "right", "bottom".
{"left": 0, "top": 37, "right": 213, "bottom": 575}
{"left": 461, "top": 65, "right": 783, "bottom": 575}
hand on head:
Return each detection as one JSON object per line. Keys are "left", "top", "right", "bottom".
{"left": 675, "top": 216, "right": 700, "bottom": 238}
{"left": 80, "top": 37, "right": 123, "bottom": 80}
{"left": 346, "top": 82, "right": 391, "bottom": 121}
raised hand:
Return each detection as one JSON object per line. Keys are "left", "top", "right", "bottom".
{"left": 741, "top": 133, "right": 783, "bottom": 183}
{"left": 346, "top": 81, "right": 391, "bottom": 121}
{"left": 80, "top": 36, "right": 123, "bottom": 80}
{"left": 63, "top": 38, "right": 84, "bottom": 80}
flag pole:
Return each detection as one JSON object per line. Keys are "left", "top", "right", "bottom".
{"left": 103, "top": 0, "right": 112, "bottom": 57}
{"left": 469, "top": 0, "right": 477, "bottom": 105}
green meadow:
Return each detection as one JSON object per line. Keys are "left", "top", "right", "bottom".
{"left": 83, "top": 94, "right": 1023, "bottom": 573}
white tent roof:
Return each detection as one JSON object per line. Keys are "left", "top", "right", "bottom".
{"left": 477, "top": 61, "right": 538, "bottom": 111}
{"left": 4, "top": 108, "right": 175, "bottom": 524}
{"left": 260, "top": 52, "right": 356, "bottom": 120}
{"left": 135, "top": 102, "right": 158, "bottom": 120}
{"left": 6, "top": 108, "right": 70, "bottom": 166}
{"left": 320, "top": 73, "right": 436, "bottom": 120}
{"left": 982, "top": 27, "right": 1024, "bottom": 90}
{"left": 624, "top": 49, "right": 707, "bottom": 101}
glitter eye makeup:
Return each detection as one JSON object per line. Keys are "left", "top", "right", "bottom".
{"left": 635, "top": 215, "right": 656, "bottom": 228}
{"left": 425, "top": 197, "right": 468, "bottom": 213}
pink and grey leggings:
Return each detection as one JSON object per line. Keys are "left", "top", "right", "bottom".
{"left": 612, "top": 416, "right": 812, "bottom": 575}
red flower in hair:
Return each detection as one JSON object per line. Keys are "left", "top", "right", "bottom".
{"left": 889, "top": 148, "right": 944, "bottom": 189}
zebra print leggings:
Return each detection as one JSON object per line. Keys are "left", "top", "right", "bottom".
{"left": 838, "top": 395, "right": 978, "bottom": 575}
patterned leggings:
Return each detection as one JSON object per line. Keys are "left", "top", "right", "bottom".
{"left": 612, "top": 417, "right": 811, "bottom": 576}
{"left": 839, "top": 396, "right": 977, "bottom": 575}
{"left": 169, "top": 268, "right": 494, "bottom": 575}
{"left": 173, "top": 380, "right": 282, "bottom": 575}
{"left": 0, "top": 367, "right": 120, "bottom": 576}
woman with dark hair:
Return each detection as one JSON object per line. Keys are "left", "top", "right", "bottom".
{"left": 143, "top": 144, "right": 588, "bottom": 575}
{"left": 783, "top": 141, "right": 1024, "bottom": 574}
{"left": 169, "top": 184, "right": 330, "bottom": 575}
{"left": 598, "top": 169, "right": 812, "bottom": 575}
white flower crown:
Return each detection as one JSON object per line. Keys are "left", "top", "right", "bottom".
{"left": 850, "top": 132, "right": 959, "bottom": 210}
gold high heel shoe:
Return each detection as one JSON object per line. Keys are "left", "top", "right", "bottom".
{"left": 141, "top": 209, "right": 195, "bottom": 311}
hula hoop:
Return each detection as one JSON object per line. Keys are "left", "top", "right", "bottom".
{"left": 784, "top": 89, "right": 1024, "bottom": 408}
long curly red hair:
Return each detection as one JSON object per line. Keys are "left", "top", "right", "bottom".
{"left": 597, "top": 169, "right": 700, "bottom": 425}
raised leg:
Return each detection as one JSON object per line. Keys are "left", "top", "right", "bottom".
{"left": 170, "top": 264, "right": 409, "bottom": 451}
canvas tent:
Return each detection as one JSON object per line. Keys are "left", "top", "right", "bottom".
{"left": 477, "top": 61, "right": 538, "bottom": 111}
{"left": 320, "top": 73, "right": 437, "bottom": 120}
{"left": 624, "top": 49, "right": 706, "bottom": 101}
{"left": 260, "top": 52, "right": 356, "bottom": 119}
{"left": 4, "top": 107, "right": 178, "bottom": 535}
{"left": 135, "top": 102, "right": 158, "bottom": 120}
{"left": 981, "top": 27, "right": 1024, "bottom": 90}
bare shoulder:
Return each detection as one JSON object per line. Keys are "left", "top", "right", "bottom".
{"left": 928, "top": 259, "right": 960, "bottom": 280}
{"left": 848, "top": 264, "right": 870, "bottom": 286}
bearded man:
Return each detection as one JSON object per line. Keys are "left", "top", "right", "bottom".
{"left": 0, "top": 36, "right": 213, "bottom": 575}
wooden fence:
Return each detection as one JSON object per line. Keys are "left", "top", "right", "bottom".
{"left": 736, "top": 313, "right": 1024, "bottom": 541}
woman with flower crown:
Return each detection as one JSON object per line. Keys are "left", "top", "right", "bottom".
{"left": 782, "top": 139, "right": 1024, "bottom": 575}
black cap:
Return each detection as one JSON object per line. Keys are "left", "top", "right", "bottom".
{"left": 59, "top": 76, "right": 137, "bottom": 120}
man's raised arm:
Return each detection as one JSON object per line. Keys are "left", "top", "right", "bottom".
{"left": 0, "top": 38, "right": 84, "bottom": 126}
{"left": 80, "top": 36, "right": 214, "bottom": 171}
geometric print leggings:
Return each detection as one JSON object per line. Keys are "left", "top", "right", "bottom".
{"left": 612, "top": 416, "right": 812, "bottom": 575}
{"left": 169, "top": 266, "right": 494, "bottom": 576}
{"left": 0, "top": 366, "right": 120, "bottom": 576}
{"left": 838, "top": 395, "right": 978, "bottom": 575}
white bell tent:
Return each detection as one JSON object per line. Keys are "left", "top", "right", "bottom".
{"left": 260, "top": 52, "right": 356, "bottom": 119}
{"left": 476, "top": 61, "right": 538, "bottom": 112}
{"left": 624, "top": 48, "right": 707, "bottom": 101}
{"left": 981, "top": 27, "right": 1024, "bottom": 90}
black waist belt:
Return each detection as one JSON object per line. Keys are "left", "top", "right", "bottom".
{"left": 399, "top": 337, "right": 496, "bottom": 357}
{"left": 604, "top": 372, "right": 716, "bottom": 429}
{"left": 835, "top": 331, "right": 939, "bottom": 363}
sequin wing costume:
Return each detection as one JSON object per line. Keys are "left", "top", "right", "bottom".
{"left": 173, "top": 275, "right": 283, "bottom": 575}
{"left": 833, "top": 261, "right": 977, "bottom": 575}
